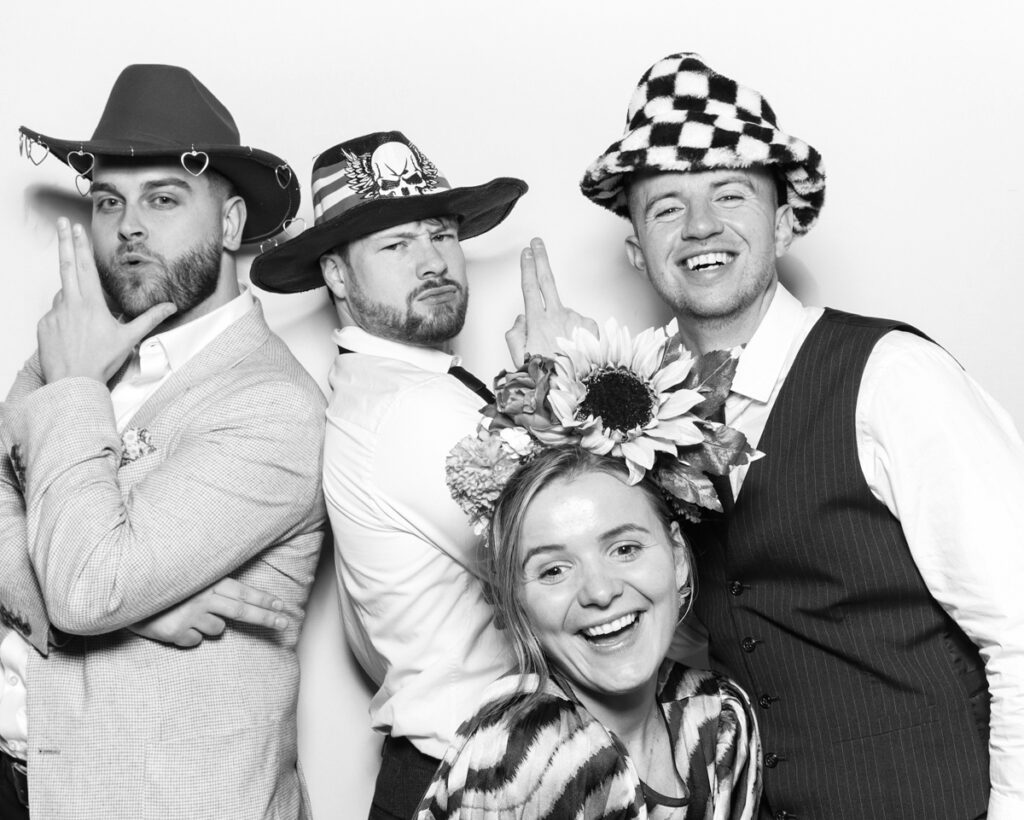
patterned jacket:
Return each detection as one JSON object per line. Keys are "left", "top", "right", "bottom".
{"left": 417, "top": 663, "right": 761, "bottom": 819}
{"left": 0, "top": 303, "right": 326, "bottom": 819}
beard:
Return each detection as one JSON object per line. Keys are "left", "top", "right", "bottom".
{"left": 96, "top": 236, "right": 222, "bottom": 319}
{"left": 348, "top": 276, "right": 469, "bottom": 345}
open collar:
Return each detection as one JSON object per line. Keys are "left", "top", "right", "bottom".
{"left": 333, "top": 326, "right": 456, "bottom": 374}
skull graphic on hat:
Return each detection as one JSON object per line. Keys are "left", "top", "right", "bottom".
{"left": 344, "top": 140, "right": 440, "bottom": 200}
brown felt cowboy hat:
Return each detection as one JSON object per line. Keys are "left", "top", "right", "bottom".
{"left": 19, "top": 64, "right": 300, "bottom": 244}
{"left": 249, "top": 130, "right": 528, "bottom": 293}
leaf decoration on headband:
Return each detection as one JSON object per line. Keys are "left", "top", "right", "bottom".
{"left": 445, "top": 318, "right": 762, "bottom": 534}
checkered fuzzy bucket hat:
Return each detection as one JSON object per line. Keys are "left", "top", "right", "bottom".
{"left": 580, "top": 53, "right": 825, "bottom": 233}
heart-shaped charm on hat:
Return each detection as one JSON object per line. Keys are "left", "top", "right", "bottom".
{"left": 26, "top": 139, "right": 50, "bottom": 166}
{"left": 282, "top": 216, "right": 305, "bottom": 235}
{"left": 75, "top": 174, "right": 92, "bottom": 196}
{"left": 275, "top": 164, "right": 293, "bottom": 189}
{"left": 67, "top": 149, "right": 95, "bottom": 176}
{"left": 180, "top": 149, "right": 210, "bottom": 177}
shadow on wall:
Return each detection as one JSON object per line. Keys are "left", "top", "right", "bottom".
{"left": 26, "top": 184, "right": 91, "bottom": 225}
{"left": 778, "top": 253, "right": 820, "bottom": 306}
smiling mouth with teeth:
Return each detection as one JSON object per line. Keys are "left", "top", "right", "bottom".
{"left": 581, "top": 612, "right": 640, "bottom": 641}
{"left": 685, "top": 252, "right": 734, "bottom": 272}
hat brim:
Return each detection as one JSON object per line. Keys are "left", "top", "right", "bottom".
{"left": 580, "top": 115, "right": 825, "bottom": 234}
{"left": 249, "top": 177, "right": 528, "bottom": 294}
{"left": 19, "top": 126, "right": 300, "bottom": 244}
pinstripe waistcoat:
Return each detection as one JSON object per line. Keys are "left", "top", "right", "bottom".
{"left": 687, "top": 310, "right": 990, "bottom": 820}
{"left": 0, "top": 303, "right": 327, "bottom": 819}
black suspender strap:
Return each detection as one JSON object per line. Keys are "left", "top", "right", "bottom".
{"left": 337, "top": 346, "right": 494, "bottom": 404}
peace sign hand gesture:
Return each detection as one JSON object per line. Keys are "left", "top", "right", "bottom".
{"left": 505, "top": 237, "right": 597, "bottom": 364}
{"left": 37, "top": 218, "right": 177, "bottom": 385}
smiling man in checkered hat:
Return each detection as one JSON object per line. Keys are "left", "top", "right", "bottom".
{"left": 251, "top": 130, "right": 530, "bottom": 820}
{"left": 578, "top": 53, "right": 1024, "bottom": 820}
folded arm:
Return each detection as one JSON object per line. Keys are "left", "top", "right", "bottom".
{"left": 3, "top": 374, "right": 324, "bottom": 635}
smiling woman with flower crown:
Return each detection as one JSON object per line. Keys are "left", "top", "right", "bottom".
{"left": 420, "top": 320, "right": 762, "bottom": 819}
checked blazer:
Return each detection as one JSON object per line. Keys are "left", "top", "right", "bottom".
{"left": 0, "top": 301, "right": 326, "bottom": 820}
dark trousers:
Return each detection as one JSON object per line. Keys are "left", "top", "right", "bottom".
{"left": 0, "top": 749, "right": 29, "bottom": 820}
{"left": 368, "top": 736, "right": 441, "bottom": 820}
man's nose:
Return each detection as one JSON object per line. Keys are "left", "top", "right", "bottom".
{"left": 416, "top": 239, "right": 448, "bottom": 279}
{"left": 117, "top": 204, "right": 147, "bottom": 243}
{"left": 681, "top": 199, "right": 723, "bottom": 240}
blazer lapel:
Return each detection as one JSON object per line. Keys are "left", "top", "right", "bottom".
{"left": 123, "top": 301, "right": 271, "bottom": 432}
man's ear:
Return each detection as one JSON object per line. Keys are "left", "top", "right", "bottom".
{"left": 625, "top": 234, "right": 647, "bottom": 273}
{"left": 221, "top": 195, "right": 247, "bottom": 252}
{"left": 320, "top": 252, "right": 348, "bottom": 301}
{"left": 774, "top": 203, "right": 795, "bottom": 259}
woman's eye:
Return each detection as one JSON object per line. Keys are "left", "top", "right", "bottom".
{"left": 613, "top": 542, "right": 642, "bottom": 558}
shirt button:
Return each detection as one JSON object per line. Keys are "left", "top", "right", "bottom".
{"left": 758, "top": 694, "right": 779, "bottom": 709}
{"left": 728, "top": 580, "right": 746, "bottom": 596}
{"left": 741, "top": 637, "right": 759, "bottom": 653}
{"left": 774, "top": 811, "right": 796, "bottom": 820}
{"left": 764, "top": 752, "right": 784, "bottom": 768}
{"left": 7, "top": 674, "right": 18, "bottom": 687}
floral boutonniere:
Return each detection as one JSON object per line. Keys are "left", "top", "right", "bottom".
{"left": 120, "top": 426, "right": 157, "bottom": 467}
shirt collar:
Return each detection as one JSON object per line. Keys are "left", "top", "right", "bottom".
{"left": 333, "top": 326, "right": 456, "bottom": 373}
{"left": 731, "top": 284, "right": 808, "bottom": 403}
{"left": 134, "top": 288, "right": 254, "bottom": 380}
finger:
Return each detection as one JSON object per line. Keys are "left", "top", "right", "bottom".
{"left": 122, "top": 301, "right": 177, "bottom": 344}
{"left": 56, "top": 218, "right": 81, "bottom": 298}
{"left": 194, "top": 613, "right": 227, "bottom": 637}
{"left": 505, "top": 315, "right": 527, "bottom": 364}
{"left": 211, "top": 578, "right": 284, "bottom": 612}
{"left": 177, "top": 629, "right": 204, "bottom": 648}
{"left": 520, "top": 246, "right": 544, "bottom": 315}
{"left": 71, "top": 223, "right": 105, "bottom": 299}
{"left": 530, "top": 237, "right": 563, "bottom": 309}
{"left": 51, "top": 289, "right": 63, "bottom": 310}
{"left": 207, "top": 592, "right": 289, "bottom": 630}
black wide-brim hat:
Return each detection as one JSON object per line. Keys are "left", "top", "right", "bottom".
{"left": 19, "top": 64, "right": 300, "bottom": 244}
{"left": 581, "top": 53, "right": 825, "bottom": 234}
{"left": 249, "top": 131, "right": 527, "bottom": 293}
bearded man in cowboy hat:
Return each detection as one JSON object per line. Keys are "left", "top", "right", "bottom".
{"left": 0, "top": 64, "right": 326, "bottom": 819}
{"left": 570, "top": 52, "right": 1024, "bottom": 820}
{"left": 250, "top": 131, "right": 534, "bottom": 819}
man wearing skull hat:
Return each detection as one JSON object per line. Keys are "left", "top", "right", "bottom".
{"left": 573, "top": 52, "right": 1024, "bottom": 820}
{"left": 0, "top": 65, "right": 326, "bottom": 818}
{"left": 250, "top": 131, "right": 531, "bottom": 820}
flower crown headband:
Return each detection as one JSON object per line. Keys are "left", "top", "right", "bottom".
{"left": 446, "top": 318, "right": 761, "bottom": 534}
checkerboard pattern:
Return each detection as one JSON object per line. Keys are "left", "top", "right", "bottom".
{"left": 581, "top": 53, "right": 826, "bottom": 234}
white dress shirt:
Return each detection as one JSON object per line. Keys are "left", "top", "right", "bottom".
{"left": 0, "top": 289, "right": 255, "bottom": 761}
{"left": 726, "top": 285, "right": 1024, "bottom": 820}
{"left": 324, "top": 326, "right": 514, "bottom": 760}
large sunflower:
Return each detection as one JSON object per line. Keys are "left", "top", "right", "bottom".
{"left": 547, "top": 318, "right": 705, "bottom": 483}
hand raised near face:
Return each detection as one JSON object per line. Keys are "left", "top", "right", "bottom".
{"left": 129, "top": 578, "right": 291, "bottom": 648}
{"left": 505, "top": 237, "right": 597, "bottom": 365}
{"left": 37, "top": 218, "right": 177, "bottom": 385}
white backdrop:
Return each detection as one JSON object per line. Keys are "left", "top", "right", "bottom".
{"left": 2, "top": 1, "right": 1022, "bottom": 815}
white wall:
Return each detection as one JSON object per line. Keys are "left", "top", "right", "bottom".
{"left": 2, "top": 1, "right": 1021, "bottom": 815}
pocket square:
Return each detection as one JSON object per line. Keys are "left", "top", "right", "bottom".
{"left": 120, "top": 426, "right": 157, "bottom": 467}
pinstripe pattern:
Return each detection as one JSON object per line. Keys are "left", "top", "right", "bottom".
{"left": 417, "top": 664, "right": 761, "bottom": 819}
{"left": 0, "top": 303, "right": 326, "bottom": 819}
{"left": 688, "top": 310, "right": 989, "bottom": 819}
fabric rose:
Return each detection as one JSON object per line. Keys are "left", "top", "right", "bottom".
{"left": 489, "top": 356, "right": 567, "bottom": 444}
